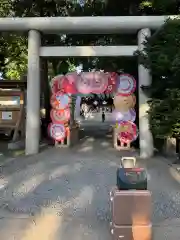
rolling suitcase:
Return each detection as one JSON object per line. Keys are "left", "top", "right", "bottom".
{"left": 110, "top": 188, "right": 152, "bottom": 226}
{"left": 110, "top": 223, "right": 152, "bottom": 240}
{"left": 110, "top": 188, "right": 152, "bottom": 240}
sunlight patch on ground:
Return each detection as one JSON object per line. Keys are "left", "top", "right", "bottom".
{"left": 49, "top": 165, "right": 70, "bottom": 179}
{"left": 78, "top": 146, "right": 93, "bottom": 152}
{"left": 0, "top": 178, "right": 8, "bottom": 190}
{"left": 70, "top": 185, "right": 94, "bottom": 208}
{"left": 13, "top": 149, "right": 25, "bottom": 157}
{"left": 108, "top": 161, "right": 119, "bottom": 167}
{"left": 42, "top": 185, "right": 94, "bottom": 215}
{"left": 20, "top": 185, "right": 94, "bottom": 240}
{"left": 49, "top": 163, "right": 82, "bottom": 179}
{"left": 101, "top": 141, "right": 110, "bottom": 147}
{"left": 85, "top": 137, "right": 95, "bottom": 142}
{"left": 59, "top": 186, "right": 93, "bottom": 212}
{"left": 21, "top": 213, "right": 61, "bottom": 240}
{"left": 12, "top": 174, "right": 45, "bottom": 199}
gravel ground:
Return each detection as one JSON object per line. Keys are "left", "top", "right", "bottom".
{"left": 0, "top": 137, "right": 179, "bottom": 239}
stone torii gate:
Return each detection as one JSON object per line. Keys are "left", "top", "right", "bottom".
{"left": 0, "top": 16, "right": 175, "bottom": 158}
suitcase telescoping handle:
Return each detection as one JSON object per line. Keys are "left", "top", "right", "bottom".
{"left": 120, "top": 157, "right": 136, "bottom": 168}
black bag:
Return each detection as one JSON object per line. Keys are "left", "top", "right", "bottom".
{"left": 116, "top": 167, "right": 147, "bottom": 190}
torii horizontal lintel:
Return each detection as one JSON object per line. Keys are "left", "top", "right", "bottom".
{"left": 40, "top": 46, "right": 138, "bottom": 57}
{"left": 0, "top": 15, "right": 178, "bottom": 33}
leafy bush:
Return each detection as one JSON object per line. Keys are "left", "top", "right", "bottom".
{"left": 137, "top": 18, "right": 180, "bottom": 139}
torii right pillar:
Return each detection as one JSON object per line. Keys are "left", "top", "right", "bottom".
{"left": 138, "top": 28, "right": 154, "bottom": 158}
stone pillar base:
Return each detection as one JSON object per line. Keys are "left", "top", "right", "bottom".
{"left": 162, "top": 137, "right": 176, "bottom": 157}
{"left": 67, "top": 126, "right": 79, "bottom": 147}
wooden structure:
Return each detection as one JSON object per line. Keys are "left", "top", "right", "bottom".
{"left": 0, "top": 80, "right": 27, "bottom": 89}
{"left": 0, "top": 81, "right": 26, "bottom": 141}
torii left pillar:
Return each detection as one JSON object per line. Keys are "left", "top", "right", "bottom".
{"left": 138, "top": 28, "right": 154, "bottom": 158}
{"left": 25, "top": 30, "right": 41, "bottom": 155}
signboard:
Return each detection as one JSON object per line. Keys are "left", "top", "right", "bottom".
{"left": 2, "top": 111, "right": 12, "bottom": 120}
{"left": 0, "top": 96, "right": 20, "bottom": 107}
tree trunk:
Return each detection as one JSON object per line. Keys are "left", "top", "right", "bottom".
{"left": 51, "top": 59, "right": 60, "bottom": 76}
{"left": 70, "top": 95, "right": 77, "bottom": 127}
{"left": 41, "top": 59, "right": 50, "bottom": 121}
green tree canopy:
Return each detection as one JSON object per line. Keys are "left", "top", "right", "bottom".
{"left": 0, "top": 0, "right": 180, "bottom": 79}
{"left": 138, "top": 18, "right": 180, "bottom": 138}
